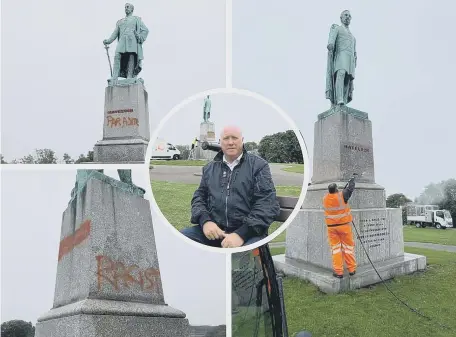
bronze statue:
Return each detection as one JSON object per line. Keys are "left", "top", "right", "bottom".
{"left": 326, "top": 10, "right": 357, "bottom": 106}
{"left": 103, "top": 3, "right": 149, "bottom": 82}
{"left": 70, "top": 169, "right": 145, "bottom": 199}
{"left": 203, "top": 95, "right": 212, "bottom": 122}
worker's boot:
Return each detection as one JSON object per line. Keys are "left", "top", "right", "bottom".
{"left": 332, "top": 272, "right": 343, "bottom": 279}
{"left": 349, "top": 270, "right": 356, "bottom": 276}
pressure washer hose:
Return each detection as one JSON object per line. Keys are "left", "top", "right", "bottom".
{"left": 351, "top": 220, "right": 452, "bottom": 330}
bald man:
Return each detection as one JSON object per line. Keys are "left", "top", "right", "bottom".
{"left": 181, "top": 126, "right": 280, "bottom": 248}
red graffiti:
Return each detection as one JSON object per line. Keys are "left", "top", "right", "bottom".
{"left": 96, "top": 255, "right": 160, "bottom": 292}
{"left": 58, "top": 220, "right": 91, "bottom": 261}
{"left": 107, "top": 116, "right": 139, "bottom": 128}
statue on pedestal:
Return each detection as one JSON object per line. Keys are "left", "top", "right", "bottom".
{"left": 326, "top": 10, "right": 357, "bottom": 106}
{"left": 103, "top": 3, "right": 149, "bottom": 84}
{"left": 203, "top": 95, "right": 212, "bottom": 122}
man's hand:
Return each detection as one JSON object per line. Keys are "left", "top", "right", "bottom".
{"left": 103, "top": 39, "right": 109, "bottom": 45}
{"left": 221, "top": 233, "right": 244, "bottom": 248}
{"left": 134, "top": 31, "right": 142, "bottom": 43}
{"left": 202, "top": 221, "right": 225, "bottom": 240}
{"left": 327, "top": 44, "right": 334, "bottom": 52}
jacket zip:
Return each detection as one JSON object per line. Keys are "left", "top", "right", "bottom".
{"left": 225, "top": 168, "right": 233, "bottom": 228}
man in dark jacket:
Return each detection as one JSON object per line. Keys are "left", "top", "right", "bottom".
{"left": 181, "top": 126, "right": 280, "bottom": 248}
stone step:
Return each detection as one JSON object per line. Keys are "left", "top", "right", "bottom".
{"left": 273, "top": 253, "right": 426, "bottom": 294}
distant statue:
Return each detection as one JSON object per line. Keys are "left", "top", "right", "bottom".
{"left": 103, "top": 3, "right": 149, "bottom": 82}
{"left": 70, "top": 169, "right": 145, "bottom": 199}
{"left": 326, "top": 10, "right": 357, "bottom": 106}
{"left": 203, "top": 95, "right": 212, "bottom": 122}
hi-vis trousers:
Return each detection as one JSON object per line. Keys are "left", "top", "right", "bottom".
{"left": 327, "top": 223, "right": 357, "bottom": 275}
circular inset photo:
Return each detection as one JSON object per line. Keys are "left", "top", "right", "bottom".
{"left": 147, "top": 88, "right": 310, "bottom": 253}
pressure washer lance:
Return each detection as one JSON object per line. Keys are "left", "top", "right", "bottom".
{"left": 347, "top": 173, "right": 452, "bottom": 331}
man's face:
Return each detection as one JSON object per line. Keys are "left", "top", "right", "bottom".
{"left": 125, "top": 4, "right": 133, "bottom": 15}
{"left": 340, "top": 11, "right": 351, "bottom": 25}
{"left": 221, "top": 127, "right": 243, "bottom": 158}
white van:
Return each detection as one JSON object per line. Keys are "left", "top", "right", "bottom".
{"left": 407, "top": 210, "right": 453, "bottom": 229}
{"left": 151, "top": 138, "right": 181, "bottom": 160}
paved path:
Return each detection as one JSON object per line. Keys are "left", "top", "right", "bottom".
{"left": 268, "top": 241, "right": 456, "bottom": 252}
{"left": 403, "top": 241, "right": 456, "bottom": 253}
{"left": 149, "top": 163, "right": 304, "bottom": 186}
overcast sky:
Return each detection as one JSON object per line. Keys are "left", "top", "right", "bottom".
{"left": 156, "top": 92, "right": 292, "bottom": 146}
{"left": 1, "top": 0, "right": 226, "bottom": 162}
{"left": 1, "top": 167, "right": 226, "bottom": 326}
{"left": 232, "top": 0, "right": 455, "bottom": 199}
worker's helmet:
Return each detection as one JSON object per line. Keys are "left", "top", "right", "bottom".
{"left": 328, "top": 183, "right": 338, "bottom": 193}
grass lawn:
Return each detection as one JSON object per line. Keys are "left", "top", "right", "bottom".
{"left": 272, "top": 222, "right": 456, "bottom": 246}
{"left": 269, "top": 246, "right": 456, "bottom": 337}
{"left": 150, "top": 181, "right": 456, "bottom": 248}
{"left": 151, "top": 161, "right": 305, "bottom": 171}
{"left": 281, "top": 163, "right": 305, "bottom": 174}
{"left": 150, "top": 160, "right": 206, "bottom": 166}
{"left": 150, "top": 181, "right": 302, "bottom": 232}
{"left": 403, "top": 225, "right": 456, "bottom": 246}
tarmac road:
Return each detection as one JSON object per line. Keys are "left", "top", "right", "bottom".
{"left": 149, "top": 163, "right": 304, "bottom": 186}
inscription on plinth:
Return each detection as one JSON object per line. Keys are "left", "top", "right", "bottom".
{"left": 358, "top": 217, "right": 389, "bottom": 248}
{"left": 340, "top": 141, "right": 374, "bottom": 182}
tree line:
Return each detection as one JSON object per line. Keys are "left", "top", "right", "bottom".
{"left": 174, "top": 130, "right": 303, "bottom": 164}
{"left": 1, "top": 150, "right": 93, "bottom": 164}
{"left": 1, "top": 130, "right": 303, "bottom": 164}
{"left": 1, "top": 320, "right": 35, "bottom": 337}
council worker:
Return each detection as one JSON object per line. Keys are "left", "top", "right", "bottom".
{"left": 181, "top": 126, "right": 280, "bottom": 248}
{"left": 323, "top": 175, "right": 357, "bottom": 278}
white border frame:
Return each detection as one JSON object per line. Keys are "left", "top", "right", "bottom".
{"left": 146, "top": 87, "right": 310, "bottom": 255}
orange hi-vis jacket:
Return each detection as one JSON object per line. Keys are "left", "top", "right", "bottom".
{"left": 323, "top": 191, "right": 353, "bottom": 225}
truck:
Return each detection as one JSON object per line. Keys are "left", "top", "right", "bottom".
{"left": 150, "top": 138, "right": 181, "bottom": 160}
{"left": 405, "top": 204, "right": 453, "bottom": 229}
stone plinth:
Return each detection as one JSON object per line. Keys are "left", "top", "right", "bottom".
{"left": 313, "top": 106, "right": 374, "bottom": 184}
{"left": 94, "top": 83, "right": 150, "bottom": 163}
{"left": 283, "top": 208, "right": 405, "bottom": 270}
{"left": 195, "top": 121, "right": 217, "bottom": 161}
{"left": 34, "top": 299, "right": 189, "bottom": 337}
{"left": 35, "top": 173, "right": 189, "bottom": 336}
{"left": 303, "top": 182, "right": 387, "bottom": 209}
{"left": 272, "top": 107, "right": 426, "bottom": 293}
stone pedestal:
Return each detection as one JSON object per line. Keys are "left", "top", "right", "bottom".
{"left": 313, "top": 106, "right": 374, "bottom": 184}
{"left": 93, "top": 83, "right": 150, "bottom": 163}
{"left": 273, "top": 106, "right": 426, "bottom": 293}
{"left": 35, "top": 172, "right": 189, "bottom": 336}
{"left": 195, "top": 121, "right": 217, "bottom": 161}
